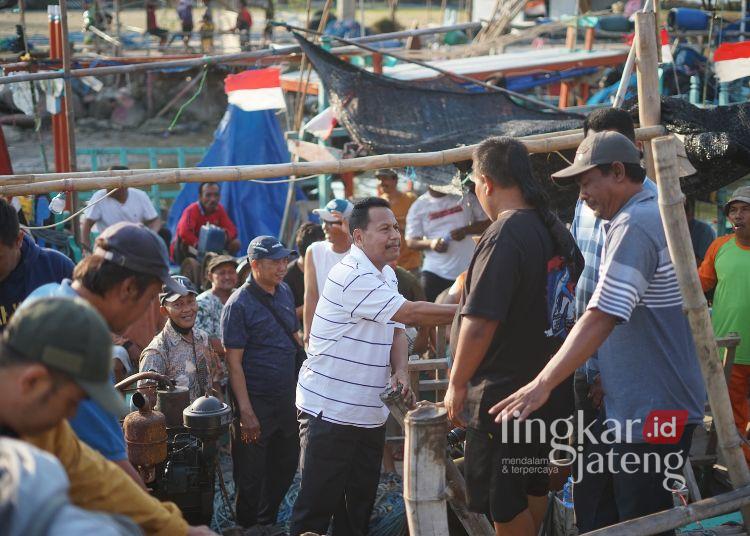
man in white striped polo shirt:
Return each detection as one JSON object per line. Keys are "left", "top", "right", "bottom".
{"left": 291, "top": 197, "right": 457, "bottom": 536}
{"left": 490, "top": 132, "right": 706, "bottom": 531}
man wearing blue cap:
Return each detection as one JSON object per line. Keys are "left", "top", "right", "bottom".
{"left": 304, "top": 198, "right": 354, "bottom": 345}
{"left": 221, "top": 235, "right": 301, "bottom": 531}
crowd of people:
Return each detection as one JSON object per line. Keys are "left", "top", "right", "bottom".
{"left": 1, "top": 106, "right": 749, "bottom": 536}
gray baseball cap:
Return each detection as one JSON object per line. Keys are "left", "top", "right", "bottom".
{"left": 93, "top": 222, "right": 187, "bottom": 296}
{"left": 725, "top": 185, "right": 750, "bottom": 215}
{"left": 552, "top": 131, "right": 642, "bottom": 180}
{"left": 4, "top": 297, "right": 127, "bottom": 417}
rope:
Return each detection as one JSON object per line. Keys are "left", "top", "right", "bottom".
{"left": 168, "top": 66, "right": 209, "bottom": 133}
{"left": 21, "top": 188, "right": 117, "bottom": 230}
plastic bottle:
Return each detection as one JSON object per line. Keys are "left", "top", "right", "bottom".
{"left": 561, "top": 476, "right": 574, "bottom": 509}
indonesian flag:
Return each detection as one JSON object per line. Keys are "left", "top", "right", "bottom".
{"left": 224, "top": 68, "right": 286, "bottom": 112}
{"left": 714, "top": 42, "right": 750, "bottom": 83}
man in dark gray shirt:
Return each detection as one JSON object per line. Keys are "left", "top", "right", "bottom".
{"left": 491, "top": 132, "right": 706, "bottom": 532}
{"left": 221, "top": 235, "right": 300, "bottom": 531}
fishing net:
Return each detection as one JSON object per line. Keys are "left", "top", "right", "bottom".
{"left": 295, "top": 33, "right": 750, "bottom": 212}
{"left": 293, "top": 33, "right": 583, "bottom": 157}
{"left": 655, "top": 97, "right": 750, "bottom": 195}
{"left": 276, "top": 471, "right": 407, "bottom": 536}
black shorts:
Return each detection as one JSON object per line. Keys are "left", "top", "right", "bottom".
{"left": 181, "top": 21, "right": 194, "bottom": 33}
{"left": 464, "top": 425, "right": 550, "bottom": 523}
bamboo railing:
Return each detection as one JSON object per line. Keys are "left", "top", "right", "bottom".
{"left": 0, "top": 126, "right": 666, "bottom": 197}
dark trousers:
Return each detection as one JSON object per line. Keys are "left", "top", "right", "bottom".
{"left": 422, "top": 270, "right": 454, "bottom": 302}
{"left": 574, "top": 422, "right": 696, "bottom": 535}
{"left": 572, "top": 368, "right": 599, "bottom": 439}
{"left": 232, "top": 395, "right": 299, "bottom": 528}
{"left": 290, "top": 412, "right": 386, "bottom": 536}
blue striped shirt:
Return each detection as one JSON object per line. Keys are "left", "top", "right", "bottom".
{"left": 571, "top": 177, "right": 657, "bottom": 379}
{"left": 587, "top": 188, "right": 705, "bottom": 441}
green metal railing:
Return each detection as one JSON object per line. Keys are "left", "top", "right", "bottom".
{"left": 76, "top": 146, "right": 207, "bottom": 209}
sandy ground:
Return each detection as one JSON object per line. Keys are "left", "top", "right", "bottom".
{"left": 1, "top": 3, "right": 468, "bottom": 45}
{"left": 0, "top": 2, "right": 469, "bottom": 175}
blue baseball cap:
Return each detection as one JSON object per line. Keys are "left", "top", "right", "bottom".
{"left": 247, "top": 236, "right": 299, "bottom": 261}
{"left": 312, "top": 198, "right": 354, "bottom": 223}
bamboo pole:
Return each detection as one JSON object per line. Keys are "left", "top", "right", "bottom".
{"left": 0, "top": 22, "right": 482, "bottom": 86}
{"left": 0, "top": 127, "right": 586, "bottom": 187}
{"left": 635, "top": 12, "right": 661, "bottom": 179}
{"left": 59, "top": 0, "right": 77, "bottom": 173}
{"left": 403, "top": 404, "right": 450, "bottom": 536}
{"left": 612, "top": 0, "right": 653, "bottom": 109}
{"left": 585, "top": 484, "right": 750, "bottom": 536}
{"left": 651, "top": 135, "right": 750, "bottom": 530}
{"left": 0, "top": 126, "right": 667, "bottom": 196}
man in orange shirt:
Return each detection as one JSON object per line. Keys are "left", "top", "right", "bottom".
{"left": 699, "top": 186, "right": 750, "bottom": 461}
{"left": 377, "top": 169, "right": 421, "bottom": 274}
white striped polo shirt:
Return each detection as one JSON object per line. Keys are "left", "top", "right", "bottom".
{"left": 296, "top": 245, "right": 406, "bottom": 427}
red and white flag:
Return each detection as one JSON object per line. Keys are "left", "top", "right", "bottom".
{"left": 714, "top": 41, "right": 750, "bottom": 83}
{"left": 224, "top": 68, "right": 286, "bottom": 112}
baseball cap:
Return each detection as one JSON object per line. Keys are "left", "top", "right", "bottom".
{"left": 247, "top": 235, "right": 299, "bottom": 261}
{"left": 2, "top": 297, "right": 127, "bottom": 417}
{"left": 206, "top": 254, "right": 238, "bottom": 273}
{"left": 375, "top": 168, "right": 398, "bottom": 179}
{"left": 725, "top": 185, "right": 750, "bottom": 215}
{"left": 312, "top": 198, "right": 354, "bottom": 223}
{"left": 93, "top": 222, "right": 188, "bottom": 296}
{"left": 551, "top": 131, "right": 642, "bottom": 180}
{"left": 160, "top": 275, "right": 198, "bottom": 305}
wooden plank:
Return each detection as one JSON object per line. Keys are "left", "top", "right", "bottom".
{"left": 585, "top": 484, "right": 750, "bottom": 536}
{"left": 419, "top": 379, "right": 449, "bottom": 391}
{"left": 287, "top": 139, "right": 342, "bottom": 162}
{"left": 408, "top": 358, "right": 450, "bottom": 372}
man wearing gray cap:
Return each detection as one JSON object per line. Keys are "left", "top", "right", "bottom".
{"left": 0, "top": 297, "right": 123, "bottom": 436}
{"left": 490, "top": 131, "right": 706, "bottom": 531}
{"left": 24, "top": 223, "right": 215, "bottom": 535}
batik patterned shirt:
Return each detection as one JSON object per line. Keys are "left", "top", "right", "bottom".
{"left": 139, "top": 321, "right": 218, "bottom": 402}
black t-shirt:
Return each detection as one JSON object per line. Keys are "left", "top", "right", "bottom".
{"left": 284, "top": 260, "right": 305, "bottom": 309}
{"left": 450, "top": 209, "right": 554, "bottom": 429}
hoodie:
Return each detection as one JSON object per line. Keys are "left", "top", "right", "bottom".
{"left": 0, "top": 233, "right": 74, "bottom": 331}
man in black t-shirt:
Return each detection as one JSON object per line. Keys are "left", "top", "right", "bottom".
{"left": 445, "top": 137, "right": 576, "bottom": 535}
{"left": 284, "top": 223, "right": 324, "bottom": 322}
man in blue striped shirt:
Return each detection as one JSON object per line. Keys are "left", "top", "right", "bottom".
{"left": 490, "top": 131, "right": 705, "bottom": 532}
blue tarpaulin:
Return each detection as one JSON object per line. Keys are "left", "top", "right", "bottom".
{"left": 167, "top": 105, "right": 293, "bottom": 254}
